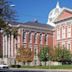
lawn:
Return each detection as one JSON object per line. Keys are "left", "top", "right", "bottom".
{"left": 21, "top": 65, "right": 72, "bottom": 69}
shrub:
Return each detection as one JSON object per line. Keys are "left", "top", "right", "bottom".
{"left": 10, "top": 65, "right": 21, "bottom": 68}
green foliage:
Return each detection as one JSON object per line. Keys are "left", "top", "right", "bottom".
{"left": 54, "top": 46, "right": 72, "bottom": 62}
{"left": 0, "top": 0, "right": 16, "bottom": 21}
{"left": 39, "top": 46, "right": 50, "bottom": 62}
{"left": 0, "top": 48, "right": 3, "bottom": 58}
{"left": 0, "top": 0, "right": 17, "bottom": 37}
{"left": 0, "top": 0, "right": 16, "bottom": 29}
{"left": 11, "top": 27, "right": 19, "bottom": 39}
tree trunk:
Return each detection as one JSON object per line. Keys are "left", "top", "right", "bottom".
{"left": 45, "top": 61, "right": 46, "bottom": 66}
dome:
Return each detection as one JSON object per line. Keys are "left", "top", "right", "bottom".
{"left": 47, "top": 2, "right": 62, "bottom": 25}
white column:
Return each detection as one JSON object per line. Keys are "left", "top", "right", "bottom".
{"left": 40, "top": 34, "right": 43, "bottom": 45}
{"left": 8, "top": 35, "right": 10, "bottom": 58}
{"left": 5, "top": 35, "right": 7, "bottom": 57}
{"left": 3, "top": 35, "right": 5, "bottom": 58}
{"left": 17, "top": 35, "right": 20, "bottom": 48}
{"left": 17, "top": 29, "right": 20, "bottom": 48}
{"left": 35, "top": 33, "right": 39, "bottom": 44}
{"left": 11, "top": 35, "right": 13, "bottom": 57}
{"left": 14, "top": 38, "right": 16, "bottom": 58}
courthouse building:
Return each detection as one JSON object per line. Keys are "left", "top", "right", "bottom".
{"left": 53, "top": 4, "right": 72, "bottom": 52}
{"left": 3, "top": 21, "right": 53, "bottom": 65}
{"left": 1, "top": 2, "right": 72, "bottom": 65}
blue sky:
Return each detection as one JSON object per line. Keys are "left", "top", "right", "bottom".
{"left": 10, "top": 0, "right": 72, "bottom": 24}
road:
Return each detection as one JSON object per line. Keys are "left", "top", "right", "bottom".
{"left": 0, "top": 68, "right": 72, "bottom": 72}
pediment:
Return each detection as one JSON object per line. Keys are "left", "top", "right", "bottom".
{"left": 54, "top": 8, "right": 72, "bottom": 23}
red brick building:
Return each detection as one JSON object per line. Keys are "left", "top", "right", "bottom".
{"left": 2, "top": 2, "right": 72, "bottom": 66}
{"left": 3, "top": 21, "right": 53, "bottom": 65}
{"left": 53, "top": 8, "right": 72, "bottom": 52}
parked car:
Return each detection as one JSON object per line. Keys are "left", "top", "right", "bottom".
{"left": 0, "top": 64, "right": 9, "bottom": 69}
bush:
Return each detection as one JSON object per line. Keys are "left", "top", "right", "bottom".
{"left": 16, "top": 65, "right": 21, "bottom": 68}
{"left": 11, "top": 65, "right": 21, "bottom": 68}
{"left": 59, "top": 60, "right": 72, "bottom": 65}
{"left": 10, "top": 65, "right": 15, "bottom": 68}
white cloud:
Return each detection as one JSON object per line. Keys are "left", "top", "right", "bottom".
{"left": 10, "top": 4, "right": 15, "bottom": 7}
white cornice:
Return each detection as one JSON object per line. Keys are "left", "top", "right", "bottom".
{"left": 53, "top": 7, "right": 72, "bottom": 23}
{"left": 20, "top": 24, "right": 53, "bottom": 31}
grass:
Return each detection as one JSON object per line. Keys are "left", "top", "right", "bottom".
{"left": 21, "top": 65, "right": 72, "bottom": 69}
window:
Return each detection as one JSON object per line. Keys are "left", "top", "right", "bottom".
{"left": 62, "top": 27, "right": 66, "bottom": 39}
{"left": 67, "top": 22, "right": 71, "bottom": 25}
{"left": 68, "top": 44, "right": 70, "bottom": 50}
{"left": 24, "top": 32, "right": 29, "bottom": 43}
{"left": 40, "top": 34, "right": 43, "bottom": 44}
{"left": 34, "top": 33, "right": 35, "bottom": 43}
{"left": 44, "top": 35, "right": 46, "bottom": 42}
{"left": 46, "top": 34, "right": 48, "bottom": 45}
{"left": 67, "top": 41, "right": 71, "bottom": 50}
{"left": 34, "top": 48, "right": 36, "bottom": 56}
{"left": 40, "top": 34, "right": 45, "bottom": 44}
{"left": 57, "top": 28, "right": 60, "bottom": 40}
{"left": 62, "top": 42, "right": 66, "bottom": 48}
{"left": 57, "top": 42, "right": 60, "bottom": 47}
{"left": 67, "top": 26, "right": 71, "bottom": 38}
{"left": 24, "top": 32, "right": 26, "bottom": 43}
{"left": 22, "top": 30, "right": 25, "bottom": 42}
{"left": 40, "top": 34, "right": 41, "bottom": 42}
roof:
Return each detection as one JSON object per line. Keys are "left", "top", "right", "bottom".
{"left": 10, "top": 21, "right": 54, "bottom": 30}
{"left": 47, "top": 1, "right": 61, "bottom": 24}
{"left": 54, "top": 7, "right": 72, "bottom": 23}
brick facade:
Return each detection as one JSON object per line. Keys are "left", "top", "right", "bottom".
{"left": 53, "top": 8, "right": 72, "bottom": 52}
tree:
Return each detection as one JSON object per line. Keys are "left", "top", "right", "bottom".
{"left": 39, "top": 46, "right": 50, "bottom": 66}
{"left": 16, "top": 48, "right": 33, "bottom": 63}
{"left": 53, "top": 45, "right": 72, "bottom": 64}
{"left": 12, "top": 27, "right": 19, "bottom": 39}
{"left": 0, "top": 0, "right": 16, "bottom": 29}
{"left": 0, "top": 0, "right": 16, "bottom": 58}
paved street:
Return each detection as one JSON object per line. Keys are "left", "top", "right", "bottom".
{"left": 0, "top": 68, "right": 72, "bottom": 72}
